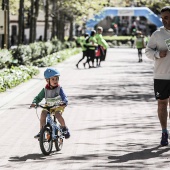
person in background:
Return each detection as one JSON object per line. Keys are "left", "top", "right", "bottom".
{"left": 76, "top": 33, "right": 89, "bottom": 69}
{"left": 130, "top": 34, "right": 135, "bottom": 48}
{"left": 83, "top": 30, "right": 97, "bottom": 68}
{"left": 144, "top": 35, "right": 150, "bottom": 46}
{"left": 38, "top": 35, "right": 43, "bottom": 41}
{"left": 95, "top": 26, "right": 109, "bottom": 66}
{"left": 135, "top": 31, "right": 145, "bottom": 62}
{"left": 145, "top": 6, "right": 170, "bottom": 146}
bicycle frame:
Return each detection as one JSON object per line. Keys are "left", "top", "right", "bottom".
{"left": 35, "top": 103, "right": 64, "bottom": 155}
{"left": 46, "top": 113, "right": 64, "bottom": 140}
{"left": 39, "top": 104, "right": 64, "bottom": 140}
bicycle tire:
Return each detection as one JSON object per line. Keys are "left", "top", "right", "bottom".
{"left": 39, "top": 127, "right": 53, "bottom": 155}
{"left": 54, "top": 129, "right": 63, "bottom": 151}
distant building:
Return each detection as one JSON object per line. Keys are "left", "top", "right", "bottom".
{"left": 9, "top": 11, "right": 70, "bottom": 45}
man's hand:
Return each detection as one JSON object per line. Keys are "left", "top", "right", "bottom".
{"left": 159, "top": 50, "right": 167, "bottom": 58}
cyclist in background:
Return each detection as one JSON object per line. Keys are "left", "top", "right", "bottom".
{"left": 30, "top": 67, "right": 70, "bottom": 139}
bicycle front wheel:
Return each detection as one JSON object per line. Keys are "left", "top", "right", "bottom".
{"left": 39, "top": 127, "right": 53, "bottom": 155}
{"left": 54, "top": 129, "right": 63, "bottom": 151}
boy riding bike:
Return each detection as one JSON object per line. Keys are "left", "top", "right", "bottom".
{"left": 30, "top": 67, "right": 70, "bottom": 139}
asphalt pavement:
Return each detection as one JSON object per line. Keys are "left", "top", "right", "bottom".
{"left": 0, "top": 48, "right": 170, "bottom": 170}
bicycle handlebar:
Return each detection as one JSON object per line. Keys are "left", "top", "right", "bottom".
{"left": 29, "top": 101, "right": 66, "bottom": 110}
{"left": 37, "top": 103, "right": 60, "bottom": 109}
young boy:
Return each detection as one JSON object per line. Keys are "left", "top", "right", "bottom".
{"left": 135, "top": 31, "right": 145, "bottom": 62}
{"left": 30, "top": 67, "right": 70, "bottom": 139}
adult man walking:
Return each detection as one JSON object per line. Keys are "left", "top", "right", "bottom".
{"left": 145, "top": 6, "right": 170, "bottom": 146}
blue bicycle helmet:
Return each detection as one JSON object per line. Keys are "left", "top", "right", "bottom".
{"left": 44, "top": 68, "right": 60, "bottom": 79}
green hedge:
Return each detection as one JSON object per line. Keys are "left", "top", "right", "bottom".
{"left": 0, "top": 37, "right": 77, "bottom": 69}
{"left": 32, "top": 48, "right": 81, "bottom": 67}
{"left": 0, "top": 65, "right": 39, "bottom": 92}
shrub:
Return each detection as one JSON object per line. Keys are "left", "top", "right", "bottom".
{"left": 0, "top": 49, "right": 13, "bottom": 69}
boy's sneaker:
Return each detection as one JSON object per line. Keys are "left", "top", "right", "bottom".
{"left": 160, "top": 132, "right": 169, "bottom": 146}
{"left": 34, "top": 132, "right": 40, "bottom": 139}
{"left": 61, "top": 127, "right": 70, "bottom": 139}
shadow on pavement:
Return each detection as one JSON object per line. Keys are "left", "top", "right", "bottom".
{"left": 108, "top": 145, "right": 170, "bottom": 163}
{"left": 69, "top": 83, "right": 155, "bottom": 107}
{"left": 8, "top": 150, "right": 62, "bottom": 162}
{"left": 0, "top": 104, "right": 31, "bottom": 111}
{"left": 69, "top": 92, "right": 154, "bottom": 106}
{"left": 8, "top": 153, "right": 46, "bottom": 161}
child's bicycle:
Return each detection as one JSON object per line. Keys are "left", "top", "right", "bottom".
{"left": 35, "top": 100, "right": 65, "bottom": 155}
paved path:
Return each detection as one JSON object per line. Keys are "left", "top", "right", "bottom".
{"left": 0, "top": 48, "right": 169, "bottom": 170}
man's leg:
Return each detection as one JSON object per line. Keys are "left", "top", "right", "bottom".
{"left": 77, "top": 56, "right": 85, "bottom": 64}
{"left": 158, "top": 99, "right": 169, "bottom": 146}
{"left": 76, "top": 52, "right": 85, "bottom": 68}
{"left": 158, "top": 99, "right": 168, "bottom": 130}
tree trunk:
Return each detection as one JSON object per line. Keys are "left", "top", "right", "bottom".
{"left": 1, "top": 0, "right": 10, "bottom": 48}
{"left": 44, "top": 0, "right": 49, "bottom": 41}
{"left": 29, "top": 0, "right": 34, "bottom": 43}
{"left": 51, "top": 0, "right": 57, "bottom": 39}
{"left": 57, "top": 11, "right": 65, "bottom": 41}
{"left": 18, "top": 0, "right": 24, "bottom": 45}
{"left": 57, "top": 13, "right": 62, "bottom": 41}
{"left": 55, "top": 16, "right": 59, "bottom": 39}
{"left": 68, "top": 17, "right": 73, "bottom": 41}
{"left": 6, "top": 0, "right": 9, "bottom": 48}
{"left": 60, "top": 12, "right": 65, "bottom": 42}
{"left": 33, "top": 0, "right": 40, "bottom": 41}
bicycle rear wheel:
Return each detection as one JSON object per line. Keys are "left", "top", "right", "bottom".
{"left": 39, "top": 127, "right": 53, "bottom": 155}
{"left": 54, "top": 129, "right": 63, "bottom": 151}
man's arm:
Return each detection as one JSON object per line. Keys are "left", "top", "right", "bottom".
{"left": 145, "top": 33, "right": 160, "bottom": 60}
